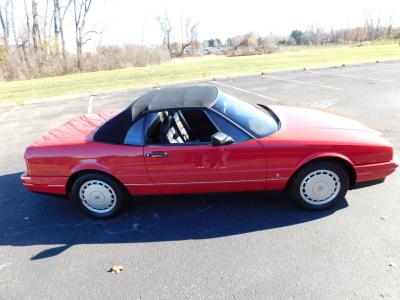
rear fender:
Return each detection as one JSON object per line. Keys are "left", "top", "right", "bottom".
{"left": 69, "top": 161, "right": 113, "bottom": 176}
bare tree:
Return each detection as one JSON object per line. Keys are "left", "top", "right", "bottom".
{"left": 0, "top": 0, "right": 14, "bottom": 79}
{"left": 187, "top": 20, "right": 199, "bottom": 46}
{"left": 157, "top": 12, "right": 198, "bottom": 57}
{"left": 4, "top": 0, "right": 32, "bottom": 76}
{"left": 0, "top": 0, "right": 10, "bottom": 47}
{"left": 23, "top": 0, "right": 31, "bottom": 48}
{"left": 157, "top": 11, "right": 172, "bottom": 56}
{"left": 52, "top": 0, "right": 60, "bottom": 55}
{"left": 140, "top": 19, "right": 146, "bottom": 45}
{"left": 9, "top": 0, "right": 16, "bottom": 44}
{"left": 364, "top": 12, "right": 378, "bottom": 41}
{"left": 55, "top": 0, "right": 72, "bottom": 56}
{"left": 179, "top": 14, "right": 187, "bottom": 55}
{"left": 54, "top": 0, "right": 72, "bottom": 70}
{"left": 386, "top": 14, "right": 393, "bottom": 39}
{"left": 42, "top": 0, "right": 49, "bottom": 50}
{"left": 179, "top": 16, "right": 198, "bottom": 56}
{"left": 375, "top": 15, "right": 381, "bottom": 40}
{"left": 31, "top": 0, "right": 42, "bottom": 55}
{"left": 9, "top": 0, "right": 24, "bottom": 63}
{"left": 73, "top": 0, "right": 93, "bottom": 70}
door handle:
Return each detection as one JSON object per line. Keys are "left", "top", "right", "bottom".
{"left": 144, "top": 152, "right": 168, "bottom": 158}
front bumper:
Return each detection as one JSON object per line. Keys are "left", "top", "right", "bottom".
{"left": 21, "top": 173, "right": 68, "bottom": 195}
{"left": 354, "top": 158, "right": 399, "bottom": 184}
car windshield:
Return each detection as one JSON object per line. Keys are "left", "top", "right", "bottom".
{"left": 211, "top": 92, "right": 279, "bottom": 137}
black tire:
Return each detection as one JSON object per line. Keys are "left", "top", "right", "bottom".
{"left": 71, "top": 173, "right": 127, "bottom": 218}
{"left": 288, "top": 161, "right": 349, "bottom": 210}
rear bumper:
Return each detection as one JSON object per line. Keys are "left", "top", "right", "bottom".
{"left": 354, "top": 158, "right": 399, "bottom": 184}
{"left": 21, "top": 173, "right": 68, "bottom": 195}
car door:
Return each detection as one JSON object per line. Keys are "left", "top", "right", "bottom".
{"left": 143, "top": 109, "right": 267, "bottom": 194}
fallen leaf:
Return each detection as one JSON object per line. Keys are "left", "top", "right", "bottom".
{"left": 110, "top": 265, "right": 124, "bottom": 274}
{"left": 380, "top": 216, "right": 388, "bottom": 220}
{"left": 389, "top": 262, "right": 396, "bottom": 268}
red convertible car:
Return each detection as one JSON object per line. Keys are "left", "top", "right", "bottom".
{"left": 21, "top": 85, "right": 398, "bottom": 218}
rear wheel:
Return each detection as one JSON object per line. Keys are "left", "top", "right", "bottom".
{"left": 288, "top": 161, "right": 349, "bottom": 210}
{"left": 71, "top": 173, "right": 127, "bottom": 218}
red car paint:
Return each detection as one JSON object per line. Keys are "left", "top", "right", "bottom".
{"left": 21, "top": 105, "right": 398, "bottom": 196}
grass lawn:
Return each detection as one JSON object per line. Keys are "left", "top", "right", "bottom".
{"left": 1, "top": 43, "right": 399, "bottom": 103}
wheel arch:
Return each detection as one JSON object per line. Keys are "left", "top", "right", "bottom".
{"left": 286, "top": 154, "right": 356, "bottom": 190}
{"left": 66, "top": 169, "right": 129, "bottom": 195}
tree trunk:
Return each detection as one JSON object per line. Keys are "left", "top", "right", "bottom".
{"left": 31, "top": 0, "right": 41, "bottom": 55}
{"left": 179, "top": 43, "right": 190, "bottom": 57}
{"left": 10, "top": 0, "right": 24, "bottom": 63}
{"left": 19, "top": 40, "right": 34, "bottom": 77}
{"left": 53, "top": 5, "right": 60, "bottom": 55}
{"left": 23, "top": 0, "right": 32, "bottom": 49}
{"left": 0, "top": 6, "right": 9, "bottom": 47}
{"left": 76, "top": 35, "right": 82, "bottom": 70}
{"left": 73, "top": 0, "right": 93, "bottom": 71}
{"left": 42, "top": 0, "right": 49, "bottom": 54}
{"left": 54, "top": 0, "right": 70, "bottom": 72}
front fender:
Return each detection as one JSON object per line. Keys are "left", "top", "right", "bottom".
{"left": 295, "top": 152, "right": 355, "bottom": 170}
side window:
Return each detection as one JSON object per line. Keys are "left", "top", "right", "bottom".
{"left": 146, "top": 111, "right": 167, "bottom": 144}
{"left": 207, "top": 110, "right": 251, "bottom": 142}
{"left": 145, "top": 109, "right": 219, "bottom": 145}
{"left": 124, "top": 115, "right": 146, "bottom": 146}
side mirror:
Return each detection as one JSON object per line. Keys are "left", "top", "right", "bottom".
{"left": 211, "top": 132, "right": 234, "bottom": 146}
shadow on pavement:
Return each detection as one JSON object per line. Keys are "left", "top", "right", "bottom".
{"left": 0, "top": 172, "right": 348, "bottom": 260}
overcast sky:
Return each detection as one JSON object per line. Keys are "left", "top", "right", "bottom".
{"left": 80, "top": 0, "right": 399, "bottom": 46}
{"left": 12, "top": 0, "right": 400, "bottom": 49}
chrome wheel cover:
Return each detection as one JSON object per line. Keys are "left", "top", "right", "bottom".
{"left": 300, "top": 169, "right": 341, "bottom": 205}
{"left": 79, "top": 180, "right": 117, "bottom": 214}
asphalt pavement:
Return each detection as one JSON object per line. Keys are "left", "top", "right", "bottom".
{"left": 0, "top": 61, "right": 399, "bottom": 299}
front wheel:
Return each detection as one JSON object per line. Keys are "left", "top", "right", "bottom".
{"left": 71, "top": 173, "right": 127, "bottom": 218}
{"left": 288, "top": 161, "right": 349, "bottom": 210}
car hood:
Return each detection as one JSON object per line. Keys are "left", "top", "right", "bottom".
{"left": 265, "top": 105, "right": 389, "bottom": 144}
{"left": 30, "top": 112, "right": 117, "bottom": 147}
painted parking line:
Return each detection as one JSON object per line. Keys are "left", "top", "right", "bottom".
{"left": 87, "top": 95, "right": 93, "bottom": 114}
{"left": 212, "top": 81, "right": 279, "bottom": 102}
{"left": 307, "top": 70, "right": 395, "bottom": 83}
{"left": 0, "top": 106, "right": 18, "bottom": 122}
{"left": 262, "top": 75, "right": 345, "bottom": 91}
{"left": 373, "top": 68, "right": 400, "bottom": 74}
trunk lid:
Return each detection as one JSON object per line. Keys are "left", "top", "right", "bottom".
{"left": 31, "top": 112, "right": 116, "bottom": 147}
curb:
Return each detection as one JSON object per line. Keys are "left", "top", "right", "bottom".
{"left": 0, "top": 101, "right": 17, "bottom": 108}
{"left": 0, "top": 102, "right": 17, "bottom": 114}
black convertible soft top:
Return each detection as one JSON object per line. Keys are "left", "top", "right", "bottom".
{"left": 93, "top": 85, "right": 219, "bottom": 144}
